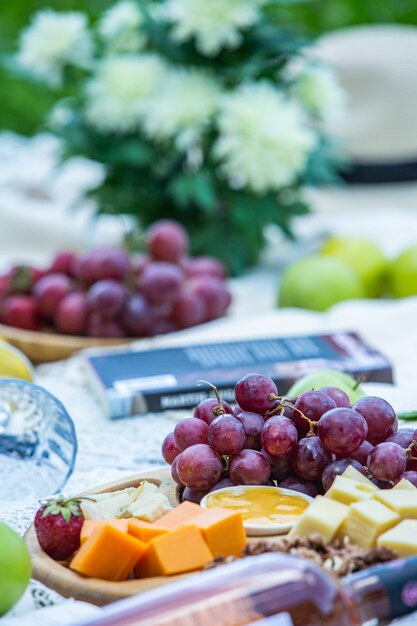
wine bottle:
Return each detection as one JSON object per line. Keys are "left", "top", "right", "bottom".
{"left": 72, "top": 553, "right": 417, "bottom": 626}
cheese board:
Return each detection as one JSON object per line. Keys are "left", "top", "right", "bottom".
{"left": 24, "top": 468, "right": 286, "bottom": 606}
{"left": 0, "top": 323, "right": 132, "bottom": 363}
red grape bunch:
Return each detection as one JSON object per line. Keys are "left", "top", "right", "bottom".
{"left": 0, "top": 220, "right": 232, "bottom": 338}
{"left": 161, "top": 372, "right": 417, "bottom": 504}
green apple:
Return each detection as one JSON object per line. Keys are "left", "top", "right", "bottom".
{"left": 321, "top": 237, "right": 388, "bottom": 297}
{"left": 389, "top": 244, "right": 417, "bottom": 298}
{"left": 0, "top": 522, "right": 31, "bottom": 616}
{"left": 278, "top": 255, "right": 364, "bottom": 312}
{"left": 287, "top": 369, "right": 365, "bottom": 404}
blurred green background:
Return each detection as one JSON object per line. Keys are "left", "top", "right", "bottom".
{"left": 2, "top": 0, "right": 417, "bottom": 136}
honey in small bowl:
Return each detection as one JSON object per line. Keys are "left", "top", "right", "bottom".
{"left": 201, "top": 486, "right": 313, "bottom": 536}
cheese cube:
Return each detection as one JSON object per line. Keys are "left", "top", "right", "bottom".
{"left": 374, "top": 490, "right": 417, "bottom": 519}
{"left": 339, "top": 500, "right": 399, "bottom": 548}
{"left": 377, "top": 520, "right": 417, "bottom": 557}
{"left": 341, "top": 466, "right": 378, "bottom": 490}
{"left": 287, "top": 496, "right": 348, "bottom": 542}
{"left": 153, "top": 501, "right": 203, "bottom": 530}
{"left": 191, "top": 508, "right": 246, "bottom": 558}
{"left": 126, "top": 481, "right": 172, "bottom": 522}
{"left": 325, "top": 475, "right": 375, "bottom": 505}
{"left": 134, "top": 526, "right": 213, "bottom": 577}
{"left": 392, "top": 478, "right": 417, "bottom": 491}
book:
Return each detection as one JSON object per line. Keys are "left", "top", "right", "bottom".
{"left": 84, "top": 331, "right": 393, "bottom": 418}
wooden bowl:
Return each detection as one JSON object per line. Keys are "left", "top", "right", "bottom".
{"left": 0, "top": 323, "right": 133, "bottom": 363}
{"left": 24, "top": 469, "right": 187, "bottom": 606}
{"left": 25, "top": 468, "right": 285, "bottom": 606}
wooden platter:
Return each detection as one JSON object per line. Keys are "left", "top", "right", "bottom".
{"left": 25, "top": 468, "right": 283, "bottom": 606}
{"left": 0, "top": 323, "right": 133, "bottom": 363}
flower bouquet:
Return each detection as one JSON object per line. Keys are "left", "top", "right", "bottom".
{"left": 15, "top": 0, "right": 345, "bottom": 274}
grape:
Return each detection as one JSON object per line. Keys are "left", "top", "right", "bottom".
{"left": 236, "top": 411, "right": 264, "bottom": 450}
{"left": 292, "top": 436, "right": 332, "bottom": 481}
{"left": 70, "top": 251, "right": 99, "bottom": 284}
{"left": 48, "top": 251, "right": 77, "bottom": 276}
{"left": 353, "top": 396, "right": 398, "bottom": 445}
{"left": 171, "top": 456, "right": 182, "bottom": 485}
{"left": 54, "top": 292, "right": 88, "bottom": 335}
{"left": 350, "top": 440, "right": 374, "bottom": 465}
{"left": 2, "top": 295, "right": 41, "bottom": 331}
{"left": 87, "top": 279, "right": 128, "bottom": 319}
{"left": 209, "top": 479, "right": 236, "bottom": 492}
{"left": 279, "top": 477, "right": 318, "bottom": 498}
{"left": 261, "top": 450, "right": 291, "bottom": 482}
{"left": 292, "top": 391, "right": 337, "bottom": 437}
{"left": 194, "top": 398, "right": 233, "bottom": 425}
{"left": 235, "top": 373, "right": 278, "bottom": 415}
{"left": 171, "top": 291, "right": 207, "bottom": 328}
{"left": 33, "top": 273, "right": 72, "bottom": 318}
{"left": 148, "top": 318, "right": 178, "bottom": 336}
{"left": 229, "top": 450, "right": 271, "bottom": 485}
{"left": 387, "top": 428, "right": 414, "bottom": 448}
{"left": 87, "top": 315, "right": 126, "bottom": 338}
{"left": 189, "top": 277, "right": 232, "bottom": 321}
{"left": 367, "top": 442, "right": 407, "bottom": 482}
{"left": 208, "top": 415, "right": 246, "bottom": 455}
{"left": 261, "top": 416, "right": 298, "bottom": 458}
{"left": 317, "top": 408, "right": 368, "bottom": 456}
{"left": 399, "top": 471, "right": 417, "bottom": 487}
{"left": 319, "top": 386, "right": 351, "bottom": 408}
{"left": 181, "top": 487, "right": 209, "bottom": 504}
{"left": 122, "top": 294, "right": 152, "bottom": 336}
{"left": 182, "top": 256, "right": 227, "bottom": 280}
{"left": 95, "top": 248, "right": 130, "bottom": 281}
{"left": 174, "top": 418, "right": 209, "bottom": 451}
{"left": 176, "top": 444, "right": 222, "bottom": 490}
{"left": 161, "top": 432, "right": 181, "bottom": 464}
{"left": 140, "top": 262, "right": 183, "bottom": 305}
{"left": 147, "top": 220, "right": 189, "bottom": 263}
{"left": 234, "top": 406, "right": 244, "bottom": 417}
{"left": 321, "top": 459, "right": 365, "bottom": 492}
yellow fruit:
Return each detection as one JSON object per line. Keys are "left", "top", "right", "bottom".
{"left": 0, "top": 344, "right": 34, "bottom": 382}
{"left": 321, "top": 237, "right": 388, "bottom": 298}
{"left": 389, "top": 244, "right": 417, "bottom": 298}
{"left": 278, "top": 255, "right": 364, "bottom": 312}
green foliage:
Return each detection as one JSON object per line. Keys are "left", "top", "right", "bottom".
{"left": 4, "top": 0, "right": 415, "bottom": 273}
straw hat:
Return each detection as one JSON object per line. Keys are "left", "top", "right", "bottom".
{"left": 311, "top": 24, "right": 417, "bottom": 184}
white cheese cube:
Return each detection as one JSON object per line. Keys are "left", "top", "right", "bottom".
{"left": 339, "top": 500, "right": 399, "bottom": 548}
{"left": 287, "top": 496, "right": 348, "bottom": 542}
{"left": 377, "top": 520, "right": 417, "bottom": 557}
{"left": 325, "top": 475, "right": 375, "bottom": 505}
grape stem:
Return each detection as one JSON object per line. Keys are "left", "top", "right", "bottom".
{"left": 196, "top": 379, "right": 225, "bottom": 416}
{"left": 266, "top": 396, "right": 317, "bottom": 436}
{"left": 405, "top": 440, "right": 417, "bottom": 458}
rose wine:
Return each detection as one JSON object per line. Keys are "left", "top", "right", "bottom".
{"left": 73, "top": 553, "right": 417, "bottom": 626}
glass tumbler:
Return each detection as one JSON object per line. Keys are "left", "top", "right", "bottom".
{"left": 0, "top": 378, "right": 77, "bottom": 500}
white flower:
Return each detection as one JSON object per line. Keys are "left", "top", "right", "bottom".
{"left": 214, "top": 82, "right": 316, "bottom": 194}
{"left": 84, "top": 54, "right": 164, "bottom": 133}
{"left": 164, "top": 0, "right": 262, "bottom": 56}
{"left": 143, "top": 68, "right": 220, "bottom": 144}
{"left": 98, "top": 0, "right": 146, "bottom": 53}
{"left": 17, "top": 10, "right": 93, "bottom": 87}
{"left": 291, "top": 64, "right": 347, "bottom": 122}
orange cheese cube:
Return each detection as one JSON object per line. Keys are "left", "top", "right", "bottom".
{"left": 128, "top": 519, "right": 169, "bottom": 543}
{"left": 191, "top": 508, "right": 246, "bottom": 558}
{"left": 135, "top": 526, "right": 213, "bottom": 578}
{"left": 153, "top": 501, "right": 202, "bottom": 530}
{"left": 70, "top": 525, "right": 147, "bottom": 581}
{"left": 80, "top": 519, "right": 128, "bottom": 544}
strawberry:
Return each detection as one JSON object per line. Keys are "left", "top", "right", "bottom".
{"left": 34, "top": 497, "right": 85, "bottom": 561}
